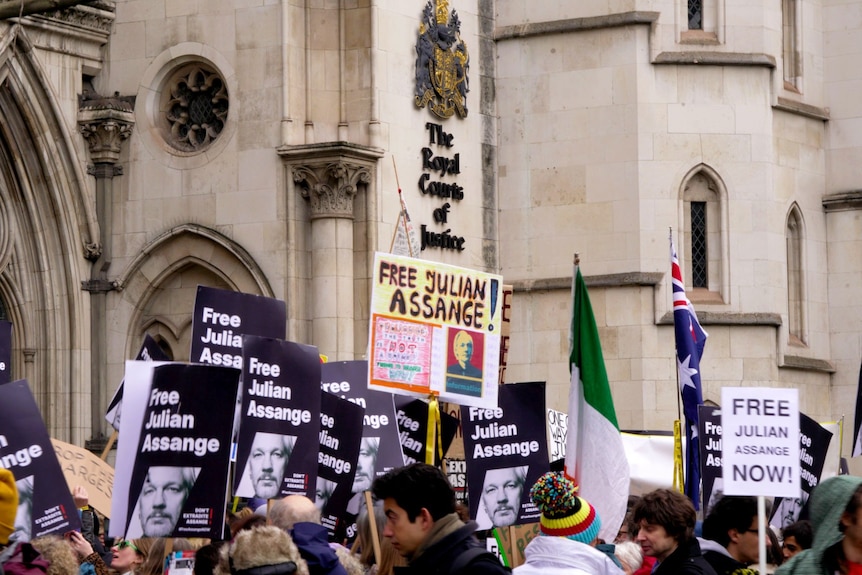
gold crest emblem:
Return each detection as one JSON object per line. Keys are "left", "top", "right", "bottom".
{"left": 415, "top": 0, "right": 469, "bottom": 119}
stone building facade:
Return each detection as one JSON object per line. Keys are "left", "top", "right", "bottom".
{"left": 0, "top": 0, "right": 859, "bottom": 462}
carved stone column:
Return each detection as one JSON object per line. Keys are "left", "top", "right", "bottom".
{"left": 78, "top": 93, "right": 135, "bottom": 452}
{"left": 281, "top": 143, "right": 383, "bottom": 360}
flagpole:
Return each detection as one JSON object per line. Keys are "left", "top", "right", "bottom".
{"left": 670, "top": 228, "right": 685, "bottom": 495}
{"left": 389, "top": 156, "right": 417, "bottom": 257}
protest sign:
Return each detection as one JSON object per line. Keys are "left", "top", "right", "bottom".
{"left": 546, "top": 408, "right": 567, "bottom": 461}
{"left": 462, "top": 382, "right": 547, "bottom": 529}
{"left": 394, "top": 396, "right": 459, "bottom": 466}
{"left": 0, "top": 380, "right": 82, "bottom": 540}
{"left": 189, "top": 286, "right": 286, "bottom": 368}
{"left": 51, "top": 438, "right": 114, "bottom": 517}
{"left": 105, "top": 334, "right": 171, "bottom": 432}
{"left": 721, "top": 387, "right": 799, "bottom": 498}
{"left": 697, "top": 405, "right": 723, "bottom": 511}
{"left": 367, "top": 252, "right": 503, "bottom": 408}
{"left": 497, "top": 285, "right": 513, "bottom": 385}
{"left": 0, "top": 320, "right": 10, "bottom": 385}
{"left": 321, "top": 360, "right": 403, "bottom": 539}
{"left": 770, "top": 413, "right": 833, "bottom": 528}
{"left": 445, "top": 458, "right": 467, "bottom": 505}
{"left": 443, "top": 403, "right": 465, "bottom": 459}
{"left": 234, "top": 336, "right": 321, "bottom": 500}
{"left": 112, "top": 362, "right": 240, "bottom": 539}
{"left": 492, "top": 523, "right": 541, "bottom": 568}
{"left": 317, "top": 391, "right": 364, "bottom": 538}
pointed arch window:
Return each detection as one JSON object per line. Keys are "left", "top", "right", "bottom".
{"left": 786, "top": 205, "right": 806, "bottom": 345}
{"left": 783, "top": 0, "right": 801, "bottom": 90}
{"left": 682, "top": 169, "right": 726, "bottom": 300}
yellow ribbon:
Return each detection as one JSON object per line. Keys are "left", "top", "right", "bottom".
{"left": 425, "top": 393, "right": 442, "bottom": 464}
{"left": 672, "top": 419, "right": 684, "bottom": 494}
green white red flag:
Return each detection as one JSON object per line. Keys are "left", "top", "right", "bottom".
{"left": 564, "top": 265, "right": 630, "bottom": 542}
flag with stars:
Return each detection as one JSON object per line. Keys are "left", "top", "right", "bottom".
{"left": 672, "top": 236, "right": 708, "bottom": 510}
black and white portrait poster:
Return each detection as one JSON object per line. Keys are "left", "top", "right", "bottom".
{"left": 321, "top": 361, "right": 404, "bottom": 514}
{"left": 770, "top": 413, "right": 833, "bottom": 528}
{"left": 189, "top": 286, "right": 287, "bottom": 368}
{"left": 234, "top": 336, "right": 321, "bottom": 500}
{"left": 394, "top": 396, "right": 459, "bottom": 466}
{"left": 0, "top": 320, "right": 11, "bottom": 385}
{"left": 317, "top": 391, "right": 364, "bottom": 538}
{"left": 105, "top": 334, "right": 171, "bottom": 431}
{"left": 111, "top": 362, "right": 240, "bottom": 539}
{"left": 0, "top": 380, "right": 82, "bottom": 541}
{"left": 462, "top": 382, "right": 547, "bottom": 530}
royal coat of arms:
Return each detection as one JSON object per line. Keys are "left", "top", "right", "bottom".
{"left": 415, "top": 0, "right": 469, "bottom": 119}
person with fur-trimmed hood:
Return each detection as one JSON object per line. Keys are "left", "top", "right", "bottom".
{"left": 215, "top": 525, "right": 309, "bottom": 575}
{"left": 776, "top": 475, "right": 862, "bottom": 575}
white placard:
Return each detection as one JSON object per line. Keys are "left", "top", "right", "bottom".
{"left": 547, "top": 408, "right": 567, "bottom": 460}
{"left": 721, "top": 387, "right": 800, "bottom": 498}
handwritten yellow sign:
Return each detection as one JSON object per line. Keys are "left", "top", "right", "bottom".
{"left": 368, "top": 253, "right": 503, "bottom": 408}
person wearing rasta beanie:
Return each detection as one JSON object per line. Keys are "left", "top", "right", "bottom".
{"left": 531, "top": 471, "right": 602, "bottom": 544}
{"left": 0, "top": 468, "right": 19, "bottom": 546}
{"left": 514, "top": 472, "right": 624, "bottom": 575}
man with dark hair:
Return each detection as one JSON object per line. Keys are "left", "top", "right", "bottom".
{"left": 632, "top": 488, "right": 717, "bottom": 575}
{"left": 777, "top": 476, "right": 862, "bottom": 575}
{"left": 781, "top": 520, "right": 812, "bottom": 560}
{"left": 371, "top": 463, "right": 509, "bottom": 575}
{"left": 700, "top": 495, "right": 760, "bottom": 574}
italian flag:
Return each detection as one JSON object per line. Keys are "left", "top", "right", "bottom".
{"left": 564, "top": 266, "right": 630, "bottom": 542}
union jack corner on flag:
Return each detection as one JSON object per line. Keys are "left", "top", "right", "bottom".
{"left": 671, "top": 233, "right": 708, "bottom": 510}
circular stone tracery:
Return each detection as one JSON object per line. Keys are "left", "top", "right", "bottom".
{"left": 162, "top": 63, "right": 229, "bottom": 153}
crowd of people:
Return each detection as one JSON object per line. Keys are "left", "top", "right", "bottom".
{"left": 3, "top": 462, "right": 859, "bottom": 575}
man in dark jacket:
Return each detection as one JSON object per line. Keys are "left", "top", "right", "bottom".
{"left": 632, "top": 489, "right": 717, "bottom": 575}
{"left": 700, "top": 495, "right": 760, "bottom": 575}
{"left": 372, "top": 463, "right": 509, "bottom": 575}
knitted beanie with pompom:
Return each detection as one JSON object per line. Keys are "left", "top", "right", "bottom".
{"left": 530, "top": 471, "right": 601, "bottom": 544}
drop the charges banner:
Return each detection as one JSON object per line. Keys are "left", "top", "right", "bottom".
{"left": 51, "top": 438, "right": 115, "bottom": 518}
{"left": 111, "top": 362, "right": 240, "bottom": 539}
{"left": 461, "top": 382, "right": 547, "bottom": 530}
{"left": 234, "top": 336, "right": 321, "bottom": 500}
{"left": 0, "top": 380, "right": 82, "bottom": 541}
{"left": 367, "top": 252, "right": 503, "bottom": 409}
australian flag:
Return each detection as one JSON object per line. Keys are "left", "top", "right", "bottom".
{"left": 671, "top": 236, "right": 708, "bottom": 510}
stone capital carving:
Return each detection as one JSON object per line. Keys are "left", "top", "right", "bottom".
{"left": 78, "top": 93, "right": 136, "bottom": 165}
{"left": 293, "top": 161, "right": 372, "bottom": 220}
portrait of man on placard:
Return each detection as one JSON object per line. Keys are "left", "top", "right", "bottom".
{"left": 447, "top": 330, "right": 483, "bottom": 379}
{"left": 240, "top": 432, "right": 297, "bottom": 500}
{"left": 347, "top": 436, "right": 380, "bottom": 514}
{"left": 314, "top": 477, "right": 338, "bottom": 511}
{"left": 479, "top": 465, "right": 527, "bottom": 529}
{"left": 134, "top": 466, "right": 199, "bottom": 537}
{"left": 10, "top": 475, "right": 34, "bottom": 544}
